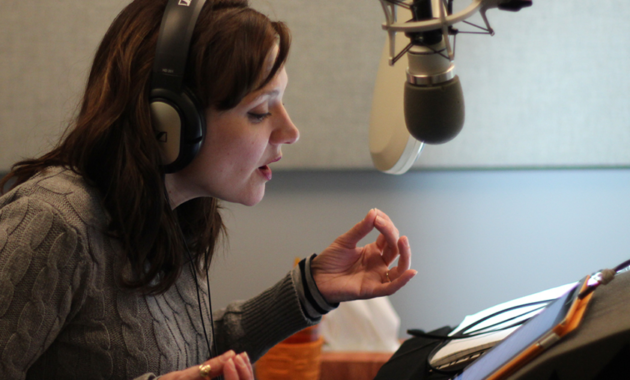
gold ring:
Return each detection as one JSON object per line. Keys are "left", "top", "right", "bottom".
{"left": 385, "top": 271, "right": 391, "bottom": 283}
{"left": 199, "top": 364, "right": 212, "bottom": 379}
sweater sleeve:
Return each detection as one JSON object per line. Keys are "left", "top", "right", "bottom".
{"left": 292, "top": 254, "right": 339, "bottom": 320}
{"left": 0, "top": 196, "right": 90, "bottom": 380}
{"left": 211, "top": 271, "right": 317, "bottom": 363}
{"left": 210, "top": 254, "right": 342, "bottom": 364}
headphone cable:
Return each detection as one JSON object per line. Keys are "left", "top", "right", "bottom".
{"left": 161, "top": 177, "right": 219, "bottom": 364}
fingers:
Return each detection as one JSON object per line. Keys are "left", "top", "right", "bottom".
{"left": 223, "top": 352, "right": 254, "bottom": 380}
{"left": 375, "top": 211, "right": 399, "bottom": 247}
{"left": 223, "top": 358, "right": 239, "bottom": 380}
{"left": 375, "top": 232, "right": 387, "bottom": 250}
{"left": 375, "top": 211, "right": 401, "bottom": 264}
{"left": 384, "top": 236, "right": 411, "bottom": 282}
{"left": 375, "top": 234, "right": 415, "bottom": 298}
{"left": 372, "top": 268, "right": 418, "bottom": 298}
{"left": 171, "top": 350, "right": 252, "bottom": 380}
{"left": 376, "top": 212, "right": 399, "bottom": 249}
{"left": 334, "top": 209, "right": 378, "bottom": 248}
{"left": 395, "top": 235, "right": 412, "bottom": 274}
{"left": 232, "top": 352, "right": 254, "bottom": 379}
{"left": 337, "top": 209, "right": 401, "bottom": 253}
{"left": 195, "top": 350, "right": 236, "bottom": 379}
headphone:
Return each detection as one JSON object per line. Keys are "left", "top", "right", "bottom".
{"left": 150, "top": 0, "right": 207, "bottom": 173}
{"left": 152, "top": 0, "right": 219, "bottom": 363}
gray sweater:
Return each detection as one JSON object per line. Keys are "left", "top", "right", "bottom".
{"left": 0, "top": 167, "right": 316, "bottom": 379}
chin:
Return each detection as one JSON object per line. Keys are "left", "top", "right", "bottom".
{"left": 238, "top": 189, "right": 266, "bottom": 207}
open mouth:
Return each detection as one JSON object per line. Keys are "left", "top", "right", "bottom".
{"left": 258, "top": 165, "right": 272, "bottom": 180}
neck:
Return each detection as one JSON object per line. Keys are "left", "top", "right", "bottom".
{"left": 164, "top": 173, "right": 193, "bottom": 209}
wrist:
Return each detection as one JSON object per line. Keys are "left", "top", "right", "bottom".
{"left": 305, "top": 254, "right": 339, "bottom": 309}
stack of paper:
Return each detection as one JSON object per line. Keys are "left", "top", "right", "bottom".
{"left": 429, "top": 283, "right": 577, "bottom": 370}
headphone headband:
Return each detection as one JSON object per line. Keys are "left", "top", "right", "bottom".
{"left": 152, "top": 0, "right": 207, "bottom": 92}
{"left": 150, "top": 0, "right": 208, "bottom": 173}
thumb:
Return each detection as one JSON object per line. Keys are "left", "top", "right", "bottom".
{"left": 335, "top": 209, "right": 377, "bottom": 248}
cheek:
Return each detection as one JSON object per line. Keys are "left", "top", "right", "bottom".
{"left": 203, "top": 122, "right": 240, "bottom": 161}
{"left": 235, "top": 133, "right": 268, "bottom": 164}
{"left": 202, "top": 114, "right": 270, "bottom": 174}
{"left": 204, "top": 133, "right": 264, "bottom": 176}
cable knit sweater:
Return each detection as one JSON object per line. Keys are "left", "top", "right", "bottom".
{"left": 0, "top": 167, "right": 316, "bottom": 380}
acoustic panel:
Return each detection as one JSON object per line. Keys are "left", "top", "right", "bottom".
{"left": 2, "top": 0, "right": 629, "bottom": 172}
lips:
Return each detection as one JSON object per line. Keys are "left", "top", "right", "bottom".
{"left": 258, "top": 165, "right": 272, "bottom": 180}
{"left": 257, "top": 155, "right": 281, "bottom": 181}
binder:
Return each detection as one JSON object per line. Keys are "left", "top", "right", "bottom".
{"left": 453, "top": 276, "right": 593, "bottom": 380}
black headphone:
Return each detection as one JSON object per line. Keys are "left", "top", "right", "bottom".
{"left": 152, "top": 0, "right": 219, "bottom": 362}
{"left": 150, "top": 0, "right": 207, "bottom": 173}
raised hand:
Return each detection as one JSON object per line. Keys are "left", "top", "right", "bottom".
{"left": 311, "top": 209, "right": 417, "bottom": 304}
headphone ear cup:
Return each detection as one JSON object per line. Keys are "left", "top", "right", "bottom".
{"left": 150, "top": 87, "right": 205, "bottom": 173}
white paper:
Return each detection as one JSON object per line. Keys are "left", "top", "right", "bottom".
{"left": 430, "top": 282, "right": 577, "bottom": 367}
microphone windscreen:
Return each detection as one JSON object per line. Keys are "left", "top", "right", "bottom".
{"left": 404, "top": 76, "right": 465, "bottom": 144}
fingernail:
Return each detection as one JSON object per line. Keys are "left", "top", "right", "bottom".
{"left": 235, "top": 354, "right": 246, "bottom": 368}
{"left": 375, "top": 215, "right": 383, "bottom": 226}
{"left": 221, "top": 350, "right": 236, "bottom": 361}
{"left": 226, "top": 358, "right": 236, "bottom": 370}
{"left": 412, "top": 270, "right": 418, "bottom": 276}
{"left": 365, "top": 209, "right": 374, "bottom": 220}
{"left": 242, "top": 352, "right": 250, "bottom": 365}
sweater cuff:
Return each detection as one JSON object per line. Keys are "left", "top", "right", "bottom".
{"left": 291, "top": 254, "right": 339, "bottom": 320}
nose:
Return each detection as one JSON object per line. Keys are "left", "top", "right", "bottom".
{"left": 271, "top": 104, "right": 299, "bottom": 145}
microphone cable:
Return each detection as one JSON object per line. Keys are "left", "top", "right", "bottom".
{"left": 578, "top": 258, "right": 630, "bottom": 299}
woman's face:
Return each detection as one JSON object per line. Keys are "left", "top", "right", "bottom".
{"left": 167, "top": 66, "right": 299, "bottom": 207}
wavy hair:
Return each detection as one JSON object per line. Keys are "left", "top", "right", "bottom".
{"left": 0, "top": 0, "right": 291, "bottom": 294}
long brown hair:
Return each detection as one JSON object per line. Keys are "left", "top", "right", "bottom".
{"left": 0, "top": 0, "right": 291, "bottom": 294}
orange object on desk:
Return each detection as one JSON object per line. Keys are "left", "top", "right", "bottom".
{"left": 283, "top": 324, "right": 321, "bottom": 344}
{"left": 256, "top": 258, "right": 324, "bottom": 379}
{"left": 255, "top": 325, "right": 323, "bottom": 380}
{"left": 319, "top": 351, "right": 394, "bottom": 380}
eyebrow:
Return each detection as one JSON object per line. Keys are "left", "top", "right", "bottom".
{"left": 250, "top": 89, "right": 281, "bottom": 104}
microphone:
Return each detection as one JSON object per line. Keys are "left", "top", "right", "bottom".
{"left": 403, "top": 0, "right": 464, "bottom": 144}
{"left": 404, "top": 43, "right": 464, "bottom": 144}
{"left": 371, "top": 0, "right": 532, "bottom": 173}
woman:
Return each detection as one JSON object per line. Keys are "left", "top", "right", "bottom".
{"left": 0, "top": 0, "right": 416, "bottom": 379}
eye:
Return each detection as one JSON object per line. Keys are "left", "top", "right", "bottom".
{"left": 247, "top": 112, "right": 272, "bottom": 123}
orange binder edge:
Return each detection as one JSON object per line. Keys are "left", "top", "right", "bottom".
{"left": 486, "top": 276, "right": 593, "bottom": 380}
